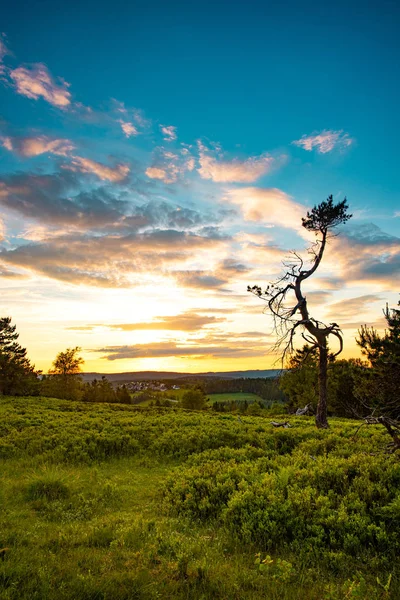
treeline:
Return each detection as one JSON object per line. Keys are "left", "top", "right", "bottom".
{"left": 201, "top": 377, "right": 285, "bottom": 403}
{"left": 41, "top": 375, "right": 132, "bottom": 403}
{"left": 0, "top": 327, "right": 132, "bottom": 404}
{"left": 159, "top": 376, "right": 286, "bottom": 403}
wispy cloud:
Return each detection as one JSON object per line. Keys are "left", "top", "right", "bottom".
{"left": 292, "top": 130, "right": 353, "bottom": 154}
{"left": 174, "top": 270, "right": 228, "bottom": 290}
{"left": 1, "top": 134, "right": 75, "bottom": 157}
{"left": 160, "top": 125, "right": 177, "bottom": 142}
{"left": 0, "top": 34, "right": 10, "bottom": 67}
{"left": 145, "top": 147, "right": 195, "bottom": 184}
{"left": 198, "top": 141, "right": 275, "bottom": 183}
{"left": 118, "top": 120, "right": 139, "bottom": 138}
{"left": 326, "top": 294, "right": 383, "bottom": 320}
{"left": 68, "top": 312, "right": 226, "bottom": 332}
{"left": 66, "top": 156, "right": 130, "bottom": 182}
{"left": 94, "top": 340, "right": 267, "bottom": 361}
{"left": 1, "top": 131, "right": 130, "bottom": 182}
{"left": 9, "top": 63, "right": 72, "bottom": 108}
{"left": 0, "top": 136, "right": 13, "bottom": 151}
{"left": 225, "top": 187, "right": 306, "bottom": 231}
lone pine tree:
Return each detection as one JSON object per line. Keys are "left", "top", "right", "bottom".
{"left": 249, "top": 195, "right": 352, "bottom": 428}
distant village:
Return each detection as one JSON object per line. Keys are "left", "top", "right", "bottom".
{"left": 125, "top": 381, "right": 181, "bottom": 393}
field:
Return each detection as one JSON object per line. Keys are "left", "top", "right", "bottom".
{"left": 0, "top": 396, "right": 399, "bottom": 599}
{"left": 207, "top": 392, "right": 264, "bottom": 404}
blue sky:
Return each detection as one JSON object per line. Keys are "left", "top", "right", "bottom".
{"left": 0, "top": 0, "right": 399, "bottom": 372}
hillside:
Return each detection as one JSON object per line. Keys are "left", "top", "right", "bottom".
{"left": 81, "top": 368, "right": 282, "bottom": 382}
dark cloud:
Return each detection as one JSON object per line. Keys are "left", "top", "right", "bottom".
{"left": 363, "top": 253, "right": 400, "bottom": 277}
{"left": 174, "top": 270, "right": 228, "bottom": 290}
{"left": 0, "top": 169, "right": 224, "bottom": 236}
{"left": 0, "top": 265, "right": 28, "bottom": 279}
{"left": 92, "top": 341, "right": 269, "bottom": 361}
{"left": 332, "top": 223, "right": 400, "bottom": 286}
{"left": 312, "top": 277, "right": 345, "bottom": 291}
{"left": 0, "top": 171, "right": 127, "bottom": 227}
{"left": 0, "top": 229, "right": 226, "bottom": 286}
{"left": 342, "top": 223, "right": 399, "bottom": 247}
{"left": 305, "top": 291, "right": 333, "bottom": 305}
{"left": 340, "top": 318, "right": 387, "bottom": 330}
{"left": 67, "top": 312, "right": 226, "bottom": 332}
{"left": 219, "top": 258, "right": 250, "bottom": 274}
{"left": 326, "top": 294, "right": 383, "bottom": 320}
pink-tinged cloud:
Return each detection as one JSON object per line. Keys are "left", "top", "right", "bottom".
{"left": 9, "top": 63, "right": 72, "bottom": 108}
{"left": 292, "top": 130, "right": 353, "bottom": 154}
{"left": 145, "top": 146, "right": 195, "bottom": 184}
{"left": 2, "top": 134, "right": 75, "bottom": 157}
{"left": 0, "top": 35, "right": 9, "bottom": 63}
{"left": 225, "top": 187, "right": 306, "bottom": 232}
{"left": 160, "top": 125, "right": 177, "bottom": 141}
{"left": 198, "top": 143, "right": 275, "bottom": 183}
{"left": 145, "top": 167, "right": 169, "bottom": 181}
{"left": 118, "top": 120, "right": 139, "bottom": 137}
{"left": 0, "top": 34, "right": 11, "bottom": 78}
{"left": 66, "top": 156, "right": 130, "bottom": 182}
{"left": 0, "top": 136, "right": 13, "bottom": 151}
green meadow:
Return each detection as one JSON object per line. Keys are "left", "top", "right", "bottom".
{"left": 207, "top": 392, "right": 264, "bottom": 403}
{"left": 0, "top": 396, "right": 399, "bottom": 599}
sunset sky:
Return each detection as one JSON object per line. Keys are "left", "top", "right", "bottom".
{"left": 0, "top": 0, "right": 399, "bottom": 374}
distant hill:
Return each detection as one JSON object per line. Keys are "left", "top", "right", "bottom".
{"left": 81, "top": 369, "right": 282, "bottom": 383}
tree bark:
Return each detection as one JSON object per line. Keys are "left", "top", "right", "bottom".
{"left": 316, "top": 342, "right": 329, "bottom": 428}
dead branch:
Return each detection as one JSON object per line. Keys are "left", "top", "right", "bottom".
{"left": 353, "top": 415, "right": 400, "bottom": 453}
{"left": 296, "top": 403, "right": 311, "bottom": 416}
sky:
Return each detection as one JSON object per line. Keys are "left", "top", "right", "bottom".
{"left": 0, "top": 0, "right": 399, "bottom": 374}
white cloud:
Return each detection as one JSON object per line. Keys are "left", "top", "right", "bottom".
{"left": 0, "top": 136, "right": 13, "bottom": 151}
{"left": 118, "top": 120, "right": 139, "bottom": 138}
{"left": 160, "top": 125, "right": 177, "bottom": 142}
{"left": 9, "top": 63, "right": 72, "bottom": 108}
{"left": 198, "top": 142, "right": 275, "bottom": 183}
{"left": 225, "top": 187, "right": 306, "bottom": 231}
{"left": 145, "top": 167, "right": 169, "bottom": 181}
{"left": 292, "top": 130, "right": 353, "bottom": 154}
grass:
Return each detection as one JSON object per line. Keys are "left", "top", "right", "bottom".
{"left": 0, "top": 395, "right": 398, "bottom": 599}
{"left": 207, "top": 392, "right": 263, "bottom": 403}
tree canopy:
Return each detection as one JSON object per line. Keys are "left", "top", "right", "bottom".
{"left": 356, "top": 300, "right": 400, "bottom": 418}
{"left": 43, "top": 346, "right": 85, "bottom": 401}
{"left": 0, "top": 317, "right": 38, "bottom": 395}
{"left": 49, "top": 346, "right": 84, "bottom": 377}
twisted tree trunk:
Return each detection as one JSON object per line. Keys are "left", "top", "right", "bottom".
{"left": 316, "top": 342, "right": 329, "bottom": 428}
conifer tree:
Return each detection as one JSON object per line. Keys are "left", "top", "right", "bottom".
{"left": 0, "top": 317, "right": 38, "bottom": 395}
